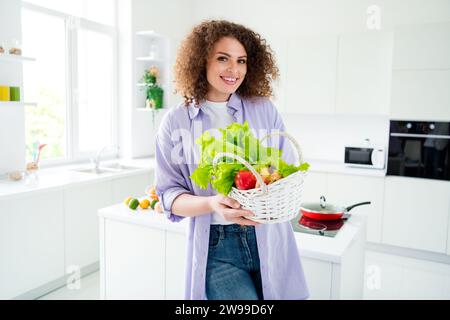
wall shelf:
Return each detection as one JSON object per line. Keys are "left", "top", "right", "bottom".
{"left": 0, "top": 54, "right": 36, "bottom": 63}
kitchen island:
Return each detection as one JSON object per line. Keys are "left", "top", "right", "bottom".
{"left": 98, "top": 200, "right": 367, "bottom": 300}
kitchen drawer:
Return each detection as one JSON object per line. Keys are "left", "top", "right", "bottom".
{"left": 382, "top": 177, "right": 450, "bottom": 253}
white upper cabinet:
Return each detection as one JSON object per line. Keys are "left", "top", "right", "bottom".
{"left": 382, "top": 177, "right": 450, "bottom": 254}
{"left": 390, "top": 23, "right": 450, "bottom": 121}
{"left": 285, "top": 36, "right": 338, "bottom": 114}
{"left": 393, "top": 23, "right": 450, "bottom": 70}
{"left": 336, "top": 32, "right": 393, "bottom": 116}
{"left": 390, "top": 70, "right": 450, "bottom": 121}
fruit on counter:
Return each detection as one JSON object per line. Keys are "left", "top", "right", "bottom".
{"left": 149, "top": 193, "right": 159, "bottom": 200}
{"left": 150, "top": 199, "right": 159, "bottom": 210}
{"left": 124, "top": 196, "right": 133, "bottom": 206}
{"left": 128, "top": 198, "right": 140, "bottom": 210}
{"left": 140, "top": 199, "right": 150, "bottom": 209}
{"left": 147, "top": 186, "right": 156, "bottom": 195}
{"left": 234, "top": 170, "right": 257, "bottom": 190}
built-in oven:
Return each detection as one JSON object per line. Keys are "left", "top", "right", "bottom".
{"left": 387, "top": 120, "right": 450, "bottom": 181}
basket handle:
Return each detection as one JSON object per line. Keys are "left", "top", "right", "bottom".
{"left": 260, "top": 132, "right": 304, "bottom": 166}
{"left": 212, "top": 153, "right": 269, "bottom": 194}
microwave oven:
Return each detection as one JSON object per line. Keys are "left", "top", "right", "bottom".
{"left": 344, "top": 143, "right": 386, "bottom": 169}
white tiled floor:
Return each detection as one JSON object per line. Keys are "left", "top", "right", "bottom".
{"left": 38, "top": 271, "right": 100, "bottom": 300}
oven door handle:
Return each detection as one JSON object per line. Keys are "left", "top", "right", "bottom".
{"left": 390, "top": 133, "right": 450, "bottom": 139}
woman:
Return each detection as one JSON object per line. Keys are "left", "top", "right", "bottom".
{"left": 155, "top": 20, "right": 309, "bottom": 300}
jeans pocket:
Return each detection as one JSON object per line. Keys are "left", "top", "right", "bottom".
{"left": 208, "top": 228, "right": 222, "bottom": 249}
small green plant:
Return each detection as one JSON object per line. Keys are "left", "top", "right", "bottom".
{"left": 140, "top": 66, "right": 163, "bottom": 109}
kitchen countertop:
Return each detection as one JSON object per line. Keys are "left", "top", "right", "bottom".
{"left": 98, "top": 200, "right": 366, "bottom": 263}
{"left": 0, "top": 157, "right": 156, "bottom": 199}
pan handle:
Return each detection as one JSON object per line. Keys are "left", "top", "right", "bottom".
{"left": 345, "top": 201, "right": 371, "bottom": 212}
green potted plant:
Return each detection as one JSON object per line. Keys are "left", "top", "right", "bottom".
{"left": 140, "top": 66, "right": 163, "bottom": 109}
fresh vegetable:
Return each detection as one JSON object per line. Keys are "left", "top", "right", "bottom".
{"left": 140, "top": 199, "right": 150, "bottom": 209}
{"left": 234, "top": 170, "right": 257, "bottom": 190}
{"left": 128, "top": 198, "right": 140, "bottom": 210}
{"left": 190, "top": 121, "right": 310, "bottom": 195}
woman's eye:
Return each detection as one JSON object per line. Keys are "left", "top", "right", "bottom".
{"left": 218, "top": 56, "right": 227, "bottom": 61}
{"left": 238, "top": 59, "right": 247, "bottom": 64}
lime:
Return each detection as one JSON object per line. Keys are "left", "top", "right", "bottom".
{"left": 129, "top": 198, "right": 139, "bottom": 210}
{"left": 150, "top": 199, "right": 159, "bottom": 210}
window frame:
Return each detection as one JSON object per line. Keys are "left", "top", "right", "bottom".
{"left": 21, "top": 1, "right": 119, "bottom": 167}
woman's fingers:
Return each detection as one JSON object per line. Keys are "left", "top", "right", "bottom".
{"left": 223, "top": 208, "right": 254, "bottom": 218}
{"left": 232, "top": 216, "right": 260, "bottom": 226}
{"left": 219, "top": 196, "right": 241, "bottom": 209}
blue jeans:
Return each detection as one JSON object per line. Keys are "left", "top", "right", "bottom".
{"left": 206, "top": 224, "right": 264, "bottom": 300}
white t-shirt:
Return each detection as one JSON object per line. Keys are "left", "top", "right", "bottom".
{"left": 201, "top": 100, "right": 235, "bottom": 225}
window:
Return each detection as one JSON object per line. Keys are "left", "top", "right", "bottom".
{"left": 22, "top": 0, "right": 117, "bottom": 165}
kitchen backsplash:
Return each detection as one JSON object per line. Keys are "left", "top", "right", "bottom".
{"left": 282, "top": 113, "right": 390, "bottom": 162}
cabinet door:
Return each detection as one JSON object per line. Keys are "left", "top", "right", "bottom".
{"left": 104, "top": 220, "right": 165, "bottom": 299}
{"left": 300, "top": 257, "right": 332, "bottom": 299}
{"left": 327, "top": 174, "right": 384, "bottom": 243}
{"left": 336, "top": 32, "right": 393, "bottom": 116}
{"left": 383, "top": 177, "right": 450, "bottom": 253}
{"left": 390, "top": 70, "right": 450, "bottom": 121}
{"left": 64, "top": 181, "right": 112, "bottom": 270}
{"left": 165, "top": 232, "right": 187, "bottom": 299}
{"left": 0, "top": 191, "right": 65, "bottom": 299}
{"left": 111, "top": 172, "right": 153, "bottom": 203}
{"left": 393, "top": 23, "right": 450, "bottom": 70}
{"left": 285, "top": 36, "right": 337, "bottom": 114}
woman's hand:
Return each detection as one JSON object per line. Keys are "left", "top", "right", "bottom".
{"left": 208, "top": 194, "right": 260, "bottom": 226}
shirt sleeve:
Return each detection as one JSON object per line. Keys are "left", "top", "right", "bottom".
{"left": 268, "top": 100, "right": 299, "bottom": 165}
{"left": 155, "top": 111, "right": 191, "bottom": 222}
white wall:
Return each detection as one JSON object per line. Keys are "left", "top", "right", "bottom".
{"left": 0, "top": 0, "right": 25, "bottom": 175}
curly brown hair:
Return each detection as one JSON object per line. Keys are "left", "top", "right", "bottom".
{"left": 173, "top": 20, "right": 279, "bottom": 106}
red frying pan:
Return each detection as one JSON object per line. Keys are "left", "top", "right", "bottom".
{"left": 300, "top": 196, "right": 371, "bottom": 221}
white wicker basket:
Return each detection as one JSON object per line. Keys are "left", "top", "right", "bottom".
{"left": 212, "top": 132, "right": 306, "bottom": 224}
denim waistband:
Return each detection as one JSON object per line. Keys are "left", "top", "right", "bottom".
{"left": 210, "top": 224, "right": 255, "bottom": 234}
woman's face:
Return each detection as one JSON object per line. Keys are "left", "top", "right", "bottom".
{"left": 206, "top": 37, "right": 247, "bottom": 102}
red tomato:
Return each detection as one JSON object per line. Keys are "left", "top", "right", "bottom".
{"left": 234, "top": 170, "right": 257, "bottom": 190}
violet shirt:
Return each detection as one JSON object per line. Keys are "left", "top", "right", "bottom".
{"left": 155, "top": 93, "right": 309, "bottom": 300}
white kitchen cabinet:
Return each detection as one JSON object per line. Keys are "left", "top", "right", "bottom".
{"left": 64, "top": 181, "right": 112, "bottom": 271}
{"left": 301, "top": 257, "right": 333, "bottom": 299}
{"left": 103, "top": 219, "right": 166, "bottom": 299}
{"left": 364, "top": 250, "right": 450, "bottom": 299}
{"left": 285, "top": 36, "right": 337, "bottom": 114}
{"left": 393, "top": 23, "right": 450, "bottom": 70}
{"left": 165, "top": 232, "right": 187, "bottom": 299}
{"left": 382, "top": 177, "right": 450, "bottom": 253}
{"left": 390, "top": 70, "right": 450, "bottom": 121}
{"left": 0, "top": 191, "right": 65, "bottom": 299}
{"left": 336, "top": 32, "right": 393, "bottom": 116}
{"left": 111, "top": 172, "right": 154, "bottom": 204}
{"left": 327, "top": 173, "right": 385, "bottom": 243}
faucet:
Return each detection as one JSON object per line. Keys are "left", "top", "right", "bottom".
{"left": 92, "top": 145, "right": 120, "bottom": 170}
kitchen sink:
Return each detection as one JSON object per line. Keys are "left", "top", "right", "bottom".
{"left": 72, "top": 163, "right": 141, "bottom": 174}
